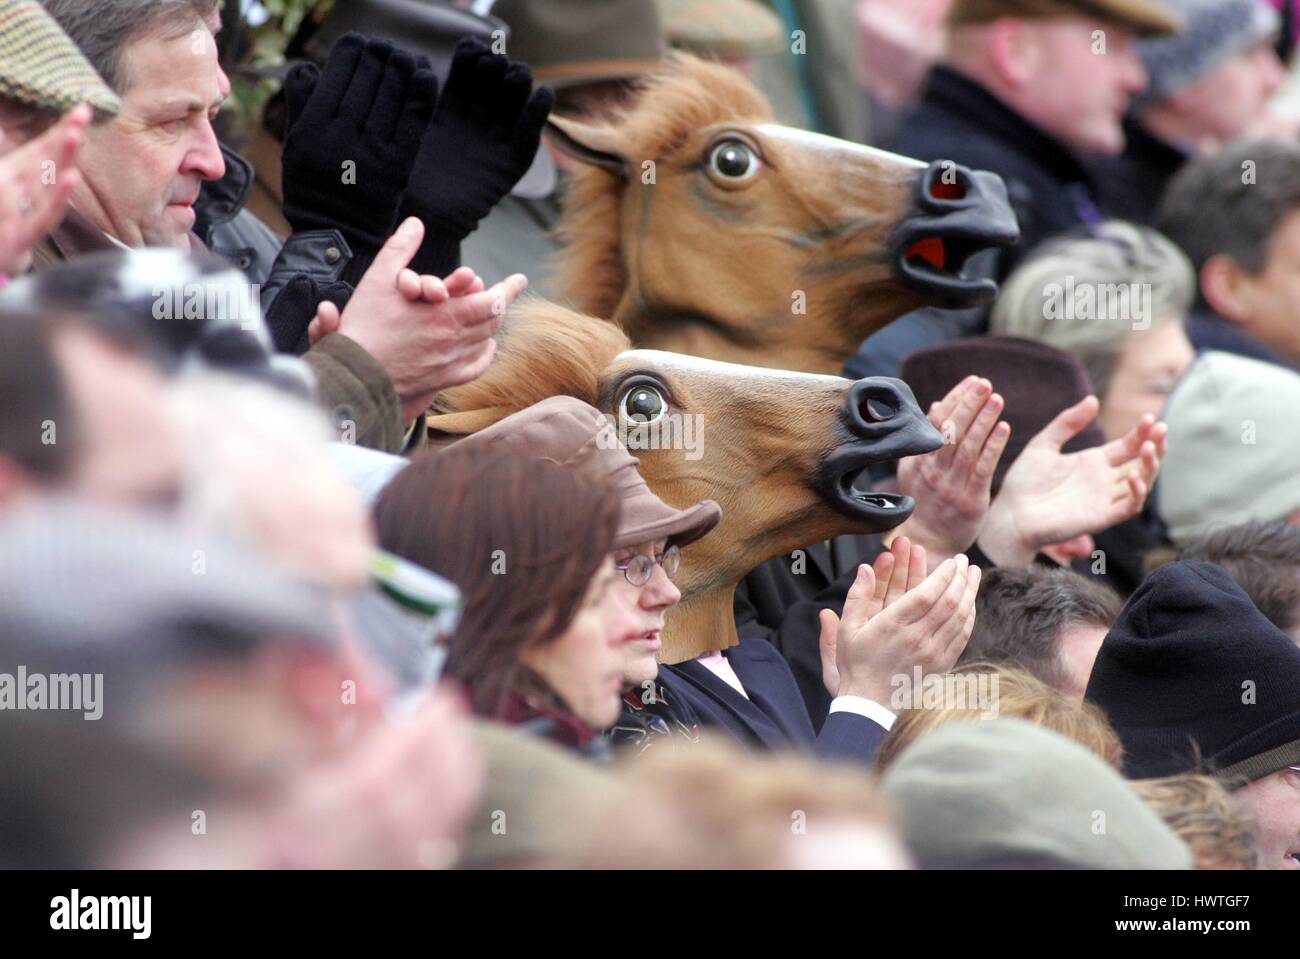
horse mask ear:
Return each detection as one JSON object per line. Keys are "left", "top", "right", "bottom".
{"left": 546, "top": 116, "right": 630, "bottom": 177}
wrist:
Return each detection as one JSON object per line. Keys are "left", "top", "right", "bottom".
{"left": 891, "top": 517, "right": 966, "bottom": 566}
{"left": 400, "top": 394, "right": 433, "bottom": 424}
{"left": 836, "top": 675, "right": 893, "bottom": 706}
{"left": 977, "top": 504, "right": 1035, "bottom": 568}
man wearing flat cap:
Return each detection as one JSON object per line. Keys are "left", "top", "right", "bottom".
{"left": 849, "top": 0, "right": 1181, "bottom": 381}
{"left": 0, "top": 0, "right": 119, "bottom": 275}
{"left": 461, "top": 0, "right": 668, "bottom": 299}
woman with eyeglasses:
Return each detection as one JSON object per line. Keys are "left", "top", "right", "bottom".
{"left": 606, "top": 512, "right": 721, "bottom": 754}
{"left": 374, "top": 397, "right": 719, "bottom": 758}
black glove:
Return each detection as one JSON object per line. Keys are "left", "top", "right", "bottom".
{"left": 399, "top": 37, "right": 555, "bottom": 277}
{"left": 281, "top": 33, "right": 438, "bottom": 284}
{"left": 264, "top": 274, "right": 355, "bottom": 356}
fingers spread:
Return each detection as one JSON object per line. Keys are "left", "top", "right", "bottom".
{"left": 1037, "top": 395, "right": 1100, "bottom": 450}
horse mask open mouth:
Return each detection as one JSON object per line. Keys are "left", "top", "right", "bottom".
{"left": 892, "top": 160, "right": 1020, "bottom": 307}
{"left": 816, "top": 377, "right": 943, "bottom": 528}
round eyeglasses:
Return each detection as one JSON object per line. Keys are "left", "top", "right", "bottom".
{"left": 615, "top": 545, "right": 681, "bottom": 587}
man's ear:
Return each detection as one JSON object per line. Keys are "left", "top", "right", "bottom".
{"left": 1201, "top": 254, "right": 1252, "bottom": 325}
{"left": 987, "top": 19, "right": 1032, "bottom": 89}
{"left": 546, "top": 116, "right": 630, "bottom": 177}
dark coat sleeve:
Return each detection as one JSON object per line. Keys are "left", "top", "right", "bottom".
{"left": 815, "top": 710, "right": 889, "bottom": 765}
{"left": 736, "top": 564, "right": 860, "bottom": 729}
{"left": 735, "top": 538, "right": 886, "bottom": 730}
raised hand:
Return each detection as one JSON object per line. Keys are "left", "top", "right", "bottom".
{"left": 979, "top": 396, "right": 1165, "bottom": 567}
{"left": 317, "top": 217, "right": 525, "bottom": 421}
{"left": 0, "top": 105, "right": 89, "bottom": 273}
{"left": 399, "top": 37, "right": 555, "bottom": 275}
{"left": 281, "top": 34, "right": 438, "bottom": 272}
{"left": 894, "top": 375, "right": 1010, "bottom": 565}
{"left": 818, "top": 536, "right": 979, "bottom": 705}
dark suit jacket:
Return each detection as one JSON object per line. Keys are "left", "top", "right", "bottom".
{"left": 660, "top": 637, "right": 888, "bottom": 767}
{"left": 888, "top": 66, "right": 1103, "bottom": 278}
{"left": 735, "top": 537, "right": 882, "bottom": 728}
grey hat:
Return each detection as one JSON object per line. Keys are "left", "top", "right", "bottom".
{"left": 1135, "top": 0, "right": 1280, "bottom": 109}
{"left": 489, "top": 0, "right": 666, "bottom": 89}
{"left": 881, "top": 719, "right": 1192, "bottom": 869}
{"left": 1157, "top": 351, "right": 1300, "bottom": 546}
{"left": 0, "top": 499, "right": 460, "bottom": 699}
{"left": 0, "top": 248, "right": 315, "bottom": 399}
{"left": 0, "top": 500, "right": 336, "bottom": 663}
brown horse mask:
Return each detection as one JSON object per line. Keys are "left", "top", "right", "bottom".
{"left": 548, "top": 54, "right": 1019, "bottom": 375}
{"left": 428, "top": 300, "right": 942, "bottom": 664}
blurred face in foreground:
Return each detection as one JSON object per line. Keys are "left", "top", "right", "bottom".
{"left": 52, "top": 325, "right": 184, "bottom": 504}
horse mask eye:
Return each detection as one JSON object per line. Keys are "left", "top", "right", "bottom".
{"left": 708, "top": 140, "right": 760, "bottom": 181}
{"left": 621, "top": 385, "right": 667, "bottom": 424}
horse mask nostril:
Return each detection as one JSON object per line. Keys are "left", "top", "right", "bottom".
{"left": 861, "top": 398, "right": 895, "bottom": 423}
{"left": 929, "top": 178, "right": 966, "bottom": 202}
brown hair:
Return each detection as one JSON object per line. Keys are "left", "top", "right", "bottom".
{"left": 960, "top": 565, "right": 1122, "bottom": 691}
{"left": 373, "top": 444, "right": 621, "bottom": 717}
{"left": 1131, "top": 774, "right": 1259, "bottom": 870}
{"left": 873, "top": 663, "right": 1125, "bottom": 771}
{"left": 1179, "top": 521, "right": 1300, "bottom": 640}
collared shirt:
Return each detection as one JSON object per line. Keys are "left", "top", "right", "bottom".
{"left": 695, "top": 649, "right": 897, "bottom": 728}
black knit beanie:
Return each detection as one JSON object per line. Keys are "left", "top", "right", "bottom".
{"left": 1085, "top": 560, "right": 1300, "bottom": 787}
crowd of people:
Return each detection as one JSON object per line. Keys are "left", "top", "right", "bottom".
{"left": 1, "top": 0, "right": 1299, "bottom": 871}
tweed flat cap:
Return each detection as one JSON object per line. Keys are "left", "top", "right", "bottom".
{"left": 490, "top": 0, "right": 666, "bottom": 89}
{"left": 948, "top": 0, "right": 1181, "bottom": 36}
{"left": 0, "top": 0, "right": 120, "bottom": 122}
{"left": 656, "top": 0, "right": 785, "bottom": 59}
